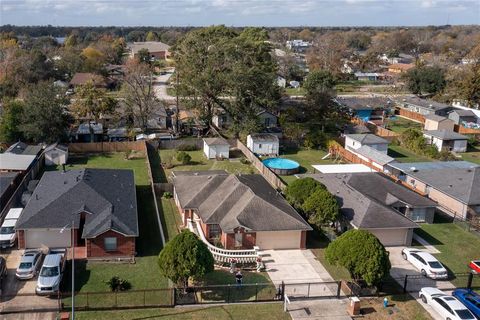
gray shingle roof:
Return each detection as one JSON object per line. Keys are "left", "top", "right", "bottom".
{"left": 203, "top": 137, "right": 229, "bottom": 146}
{"left": 389, "top": 161, "right": 478, "bottom": 172}
{"left": 307, "top": 173, "right": 424, "bottom": 229}
{"left": 249, "top": 133, "right": 279, "bottom": 142}
{"left": 336, "top": 97, "right": 392, "bottom": 111}
{"left": 0, "top": 172, "right": 19, "bottom": 197}
{"left": 16, "top": 169, "right": 138, "bottom": 238}
{"left": 424, "top": 114, "right": 449, "bottom": 122}
{"left": 129, "top": 41, "right": 170, "bottom": 54}
{"left": 0, "top": 154, "right": 37, "bottom": 171}
{"left": 404, "top": 167, "right": 480, "bottom": 205}
{"left": 44, "top": 143, "right": 68, "bottom": 153}
{"left": 399, "top": 97, "right": 451, "bottom": 112}
{"left": 345, "top": 134, "right": 389, "bottom": 145}
{"left": 6, "top": 142, "right": 43, "bottom": 156}
{"left": 355, "top": 145, "right": 395, "bottom": 165}
{"left": 424, "top": 130, "right": 468, "bottom": 140}
{"left": 450, "top": 109, "right": 476, "bottom": 117}
{"left": 174, "top": 172, "right": 311, "bottom": 232}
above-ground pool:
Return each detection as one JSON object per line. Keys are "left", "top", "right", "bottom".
{"left": 262, "top": 158, "right": 300, "bottom": 175}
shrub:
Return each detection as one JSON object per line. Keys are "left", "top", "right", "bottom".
{"left": 163, "top": 192, "right": 173, "bottom": 199}
{"left": 105, "top": 276, "right": 132, "bottom": 292}
{"left": 177, "top": 144, "right": 198, "bottom": 151}
{"left": 176, "top": 151, "right": 191, "bottom": 165}
{"left": 302, "top": 187, "right": 340, "bottom": 227}
{"left": 240, "top": 157, "right": 250, "bottom": 165}
{"left": 303, "top": 130, "right": 328, "bottom": 149}
{"left": 285, "top": 177, "right": 326, "bottom": 210}
{"left": 163, "top": 154, "right": 174, "bottom": 169}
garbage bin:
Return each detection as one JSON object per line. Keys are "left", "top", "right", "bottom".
{"left": 347, "top": 296, "right": 361, "bottom": 316}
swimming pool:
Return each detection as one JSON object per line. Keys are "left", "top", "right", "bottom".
{"left": 262, "top": 158, "right": 300, "bottom": 175}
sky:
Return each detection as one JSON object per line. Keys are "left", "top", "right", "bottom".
{"left": 1, "top": 0, "right": 479, "bottom": 27}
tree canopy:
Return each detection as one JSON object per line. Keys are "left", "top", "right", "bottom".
{"left": 302, "top": 187, "right": 340, "bottom": 227}
{"left": 158, "top": 230, "right": 214, "bottom": 287}
{"left": 325, "top": 229, "right": 391, "bottom": 285}
{"left": 405, "top": 66, "right": 446, "bottom": 96}
{"left": 285, "top": 177, "right": 325, "bottom": 209}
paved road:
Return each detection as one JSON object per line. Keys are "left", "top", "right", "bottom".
{"left": 388, "top": 246, "right": 456, "bottom": 320}
{"left": 153, "top": 68, "right": 175, "bottom": 101}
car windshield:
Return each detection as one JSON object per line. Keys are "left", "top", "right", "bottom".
{"left": 19, "top": 262, "right": 32, "bottom": 269}
{"left": 428, "top": 261, "right": 443, "bottom": 268}
{"left": 40, "top": 266, "right": 58, "bottom": 277}
{"left": 0, "top": 227, "right": 14, "bottom": 234}
{"left": 456, "top": 309, "right": 475, "bottom": 319}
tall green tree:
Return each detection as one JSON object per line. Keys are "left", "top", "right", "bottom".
{"left": 325, "top": 229, "right": 391, "bottom": 285}
{"left": 0, "top": 99, "right": 24, "bottom": 143}
{"left": 302, "top": 187, "right": 339, "bottom": 227}
{"left": 405, "top": 66, "right": 446, "bottom": 96}
{"left": 137, "top": 48, "right": 151, "bottom": 64}
{"left": 20, "top": 82, "right": 71, "bottom": 143}
{"left": 158, "top": 230, "right": 214, "bottom": 288}
{"left": 285, "top": 177, "right": 326, "bottom": 209}
{"left": 461, "top": 64, "right": 480, "bottom": 108}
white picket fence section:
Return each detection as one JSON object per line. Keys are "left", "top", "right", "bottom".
{"left": 187, "top": 218, "right": 259, "bottom": 264}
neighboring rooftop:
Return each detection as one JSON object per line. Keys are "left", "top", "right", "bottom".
{"left": 403, "top": 166, "right": 480, "bottom": 205}
{"left": 311, "top": 164, "right": 374, "bottom": 174}
{"left": 308, "top": 173, "right": 426, "bottom": 229}
{"left": 388, "top": 63, "right": 415, "bottom": 71}
{"left": 424, "top": 130, "right": 468, "bottom": 140}
{"left": 44, "top": 143, "right": 68, "bottom": 153}
{"left": 355, "top": 145, "right": 395, "bottom": 165}
{"left": 345, "top": 133, "right": 389, "bottom": 145}
{"left": 389, "top": 161, "right": 478, "bottom": 173}
{"left": 16, "top": 168, "right": 138, "bottom": 238}
{"left": 0, "top": 172, "right": 19, "bottom": 196}
{"left": 70, "top": 73, "right": 107, "bottom": 87}
{"left": 248, "top": 133, "right": 279, "bottom": 142}
{"left": 0, "top": 153, "right": 37, "bottom": 171}
{"left": 449, "top": 109, "right": 477, "bottom": 117}
{"left": 336, "top": 97, "right": 392, "bottom": 110}
{"left": 5, "top": 142, "right": 42, "bottom": 156}
{"left": 173, "top": 172, "right": 311, "bottom": 232}
{"left": 424, "top": 114, "right": 449, "bottom": 122}
{"left": 398, "top": 96, "right": 452, "bottom": 112}
{"left": 203, "top": 137, "right": 230, "bottom": 146}
{"left": 129, "top": 41, "right": 170, "bottom": 54}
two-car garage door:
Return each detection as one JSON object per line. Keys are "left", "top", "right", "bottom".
{"left": 255, "top": 231, "right": 302, "bottom": 250}
{"left": 368, "top": 228, "right": 412, "bottom": 247}
{"left": 24, "top": 229, "right": 71, "bottom": 249}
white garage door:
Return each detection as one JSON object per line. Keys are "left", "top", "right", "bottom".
{"left": 369, "top": 229, "right": 409, "bottom": 246}
{"left": 25, "top": 229, "right": 71, "bottom": 249}
{"left": 256, "top": 231, "right": 301, "bottom": 250}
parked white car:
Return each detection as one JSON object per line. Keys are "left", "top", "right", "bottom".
{"left": 36, "top": 250, "right": 66, "bottom": 295}
{"left": 419, "top": 287, "right": 476, "bottom": 320}
{"left": 0, "top": 219, "right": 17, "bottom": 249}
{"left": 402, "top": 248, "right": 448, "bottom": 279}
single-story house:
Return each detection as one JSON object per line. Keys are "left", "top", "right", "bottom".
{"left": 388, "top": 63, "right": 414, "bottom": 74}
{"left": 395, "top": 97, "right": 454, "bottom": 116}
{"left": 309, "top": 172, "right": 436, "bottom": 246}
{"left": 344, "top": 134, "right": 389, "bottom": 154}
{"left": 203, "top": 138, "right": 230, "bottom": 159}
{"left": 146, "top": 105, "right": 168, "bottom": 130}
{"left": 423, "top": 130, "right": 468, "bottom": 153}
{"left": 352, "top": 145, "right": 396, "bottom": 172}
{"left": 44, "top": 144, "right": 68, "bottom": 166}
{"left": 386, "top": 163, "right": 480, "bottom": 220}
{"left": 256, "top": 108, "right": 278, "bottom": 128}
{"left": 173, "top": 171, "right": 311, "bottom": 250}
{"left": 5, "top": 141, "right": 43, "bottom": 156}
{"left": 336, "top": 97, "right": 392, "bottom": 124}
{"left": 423, "top": 114, "right": 455, "bottom": 131}
{"left": 354, "top": 72, "right": 380, "bottom": 82}
{"left": 70, "top": 73, "right": 108, "bottom": 89}
{"left": 128, "top": 41, "right": 170, "bottom": 60}
{"left": 448, "top": 109, "right": 478, "bottom": 125}
{"left": 16, "top": 168, "right": 138, "bottom": 259}
{"left": 247, "top": 133, "right": 279, "bottom": 156}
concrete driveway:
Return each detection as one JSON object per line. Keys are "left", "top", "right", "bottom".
{"left": 0, "top": 249, "right": 58, "bottom": 315}
{"left": 153, "top": 68, "right": 175, "bottom": 100}
{"left": 387, "top": 246, "right": 456, "bottom": 320}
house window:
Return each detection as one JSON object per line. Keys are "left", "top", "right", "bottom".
{"left": 234, "top": 233, "right": 243, "bottom": 248}
{"left": 209, "top": 224, "right": 221, "bottom": 238}
{"left": 104, "top": 237, "right": 117, "bottom": 251}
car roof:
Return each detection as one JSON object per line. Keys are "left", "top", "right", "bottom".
{"left": 20, "top": 253, "right": 36, "bottom": 263}
{"left": 5, "top": 208, "right": 22, "bottom": 220}
{"left": 42, "top": 254, "right": 62, "bottom": 267}
{"left": 1, "top": 219, "right": 17, "bottom": 228}
{"left": 414, "top": 251, "right": 438, "bottom": 262}
{"left": 438, "top": 296, "right": 470, "bottom": 309}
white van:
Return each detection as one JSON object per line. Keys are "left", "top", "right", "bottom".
{"left": 0, "top": 208, "right": 23, "bottom": 249}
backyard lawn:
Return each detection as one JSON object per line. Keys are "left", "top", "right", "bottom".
{"left": 158, "top": 149, "right": 256, "bottom": 182}
{"left": 460, "top": 145, "right": 480, "bottom": 165}
{"left": 386, "top": 117, "right": 423, "bottom": 134}
{"left": 55, "top": 153, "right": 168, "bottom": 292}
{"left": 277, "top": 147, "right": 337, "bottom": 185}
{"left": 388, "top": 145, "right": 433, "bottom": 163}
{"left": 76, "top": 304, "right": 290, "bottom": 320}
{"left": 415, "top": 215, "right": 480, "bottom": 288}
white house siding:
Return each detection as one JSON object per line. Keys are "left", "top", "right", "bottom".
{"left": 427, "top": 136, "right": 467, "bottom": 153}
{"left": 45, "top": 150, "right": 68, "bottom": 166}
{"left": 203, "top": 142, "right": 229, "bottom": 159}
{"left": 253, "top": 142, "right": 279, "bottom": 155}
{"left": 345, "top": 137, "right": 388, "bottom": 154}
{"left": 255, "top": 231, "right": 302, "bottom": 249}
{"left": 24, "top": 229, "right": 71, "bottom": 249}
{"left": 368, "top": 228, "right": 412, "bottom": 246}
{"left": 453, "top": 140, "right": 468, "bottom": 153}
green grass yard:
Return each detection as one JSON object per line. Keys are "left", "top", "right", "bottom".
{"left": 386, "top": 117, "right": 423, "bottom": 134}
{"left": 460, "top": 145, "right": 480, "bottom": 165}
{"left": 55, "top": 153, "right": 168, "bottom": 292}
{"left": 76, "top": 304, "right": 291, "bottom": 320}
{"left": 158, "top": 149, "right": 256, "bottom": 182}
{"left": 387, "top": 145, "right": 433, "bottom": 163}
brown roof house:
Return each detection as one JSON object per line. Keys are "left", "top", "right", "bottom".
{"left": 129, "top": 41, "right": 170, "bottom": 60}
{"left": 173, "top": 171, "right": 311, "bottom": 250}
{"left": 388, "top": 63, "right": 415, "bottom": 74}
{"left": 16, "top": 168, "right": 138, "bottom": 260}
{"left": 70, "top": 73, "right": 108, "bottom": 89}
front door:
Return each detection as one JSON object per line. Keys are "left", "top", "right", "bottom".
{"left": 234, "top": 233, "right": 243, "bottom": 248}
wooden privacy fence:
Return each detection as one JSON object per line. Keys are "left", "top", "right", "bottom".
{"left": 395, "top": 108, "right": 426, "bottom": 123}
{"left": 329, "top": 145, "right": 379, "bottom": 172}
{"left": 235, "top": 140, "right": 286, "bottom": 190}
{"left": 365, "top": 123, "right": 399, "bottom": 139}
{"left": 158, "top": 138, "right": 203, "bottom": 150}
{"left": 68, "top": 141, "right": 146, "bottom": 153}
{"left": 455, "top": 124, "right": 480, "bottom": 135}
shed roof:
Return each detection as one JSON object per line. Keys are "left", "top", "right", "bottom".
{"left": 355, "top": 145, "right": 395, "bottom": 165}
{"left": 248, "top": 133, "right": 279, "bottom": 142}
{"left": 0, "top": 154, "right": 36, "bottom": 171}
{"left": 424, "top": 130, "right": 468, "bottom": 140}
{"left": 203, "top": 137, "right": 229, "bottom": 146}
{"left": 345, "top": 133, "right": 389, "bottom": 145}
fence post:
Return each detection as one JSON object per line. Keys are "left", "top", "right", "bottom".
{"left": 173, "top": 287, "right": 177, "bottom": 306}
{"left": 86, "top": 292, "right": 89, "bottom": 309}
{"left": 114, "top": 291, "right": 117, "bottom": 307}
{"left": 403, "top": 275, "right": 408, "bottom": 293}
{"left": 336, "top": 281, "right": 341, "bottom": 298}
{"left": 307, "top": 283, "right": 310, "bottom": 298}
{"left": 467, "top": 272, "right": 474, "bottom": 290}
{"left": 281, "top": 281, "right": 285, "bottom": 301}
{"left": 255, "top": 283, "right": 258, "bottom": 301}
{"left": 143, "top": 289, "right": 146, "bottom": 307}
{"left": 227, "top": 284, "right": 231, "bottom": 303}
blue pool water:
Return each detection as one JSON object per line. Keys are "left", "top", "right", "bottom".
{"left": 262, "top": 158, "right": 300, "bottom": 170}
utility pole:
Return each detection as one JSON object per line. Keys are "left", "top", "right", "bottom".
{"left": 175, "top": 70, "right": 179, "bottom": 133}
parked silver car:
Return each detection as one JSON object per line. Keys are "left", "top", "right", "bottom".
{"left": 35, "top": 250, "right": 65, "bottom": 295}
{"left": 16, "top": 250, "right": 43, "bottom": 280}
